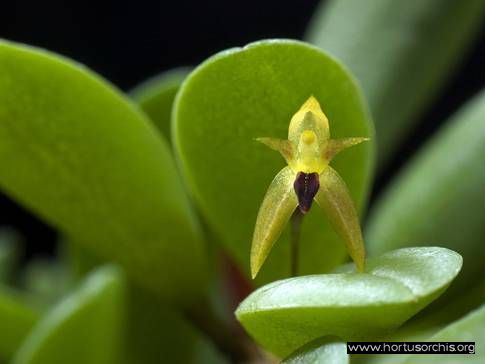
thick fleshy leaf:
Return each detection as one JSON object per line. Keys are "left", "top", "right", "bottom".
{"left": 61, "top": 241, "right": 227, "bottom": 364}
{"left": 59, "top": 240, "right": 227, "bottom": 364}
{"left": 353, "top": 279, "right": 485, "bottom": 364}
{"left": 283, "top": 337, "right": 348, "bottom": 364}
{"left": 251, "top": 166, "right": 298, "bottom": 278}
{"left": 367, "top": 90, "right": 485, "bottom": 301}
{"left": 354, "top": 304, "right": 485, "bottom": 364}
{"left": 402, "top": 304, "right": 485, "bottom": 364}
{"left": 11, "top": 266, "right": 227, "bottom": 364}
{"left": 0, "top": 287, "right": 39, "bottom": 361}
{"left": 130, "top": 67, "right": 190, "bottom": 142}
{"left": 0, "top": 40, "right": 207, "bottom": 302}
{"left": 315, "top": 166, "right": 365, "bottom": 272}
{"left": 174, "top": 39, "right": 374, "bottom": 283}
{"left": 395, "top": 278, "right": 485, "bottom": 347}
{"left": 306, "top": 0, "right": 485, "bottom": 166}
{"left": 236, "top": 247, "right": 461, "bottom": 357}
{"left": 11, "top": 266, "right": 124, "bottom": 364}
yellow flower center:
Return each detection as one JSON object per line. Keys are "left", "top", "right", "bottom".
{"left": 295, "top": 129, "right": 326, "bottom": 174}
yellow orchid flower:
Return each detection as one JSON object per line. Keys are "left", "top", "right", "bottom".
{"left": 251, "top": 96, "right": 368, "bottom": 279}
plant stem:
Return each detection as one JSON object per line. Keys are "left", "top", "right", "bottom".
{"left": 290, "top": 209, "right": 303, "bottom": 276}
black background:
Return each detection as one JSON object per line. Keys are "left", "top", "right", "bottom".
{"left": 1, "top": 0, "right": 484, "bottom": 260}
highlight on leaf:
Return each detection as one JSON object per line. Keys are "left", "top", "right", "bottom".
{"left": 251, "top": 96, "right": 368, "bottom": 278}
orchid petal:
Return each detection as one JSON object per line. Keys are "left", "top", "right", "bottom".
{"left": 251, "top": 167, "right": 298, "bottom": 278}
{"left": 315, "top": 166, "right": 365, "bottom": 272}
{"left": 325, "top": 137, "right": 369, "bottom": 161}
{"left": 255, "top": 137, "right": 294, "bottom": 166}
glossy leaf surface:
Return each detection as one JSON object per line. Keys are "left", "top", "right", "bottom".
{"left": 0, "top": 40, "right": 207, "bottom": 302}
{"left": 367, "top": 90, "right": 485, "bottom": 300}
{"left": 307, "top": 0, "right": 485, "bottom": 165}
{"left": 283, "top": 337, "right": 348, "bottom": 364}
{"left": 174, "top": 39, "right": 374, "bottom": 283}
{"left": 236, "top": 247, "right": 461, "bottom": 357}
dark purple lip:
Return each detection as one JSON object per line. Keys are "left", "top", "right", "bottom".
{"left": 293, "top": 172, "right": 320, "bottom": 214}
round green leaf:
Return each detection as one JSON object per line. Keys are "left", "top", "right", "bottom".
{"left": 283, "top": 337, "right": 348, "bottom": 364}
{"left": 235, "top": 247, "right": 462, "bottom": 358}
{"left": 12, "top": 266, "right": 124, "bottom": 364}
{"left": 366, "top": 90, "right": 485, "bottom": 300}
{"left": 306, "top": 0, "right": 485, "bottom": 166}
{"left": 0, "top": 40, "right": 207, "bottom": 303}
{"left": 174, "top": 39, "right": 374, "bottom": 283}
{"left": 130, "top": 67, "right": 190, "bottom": 142}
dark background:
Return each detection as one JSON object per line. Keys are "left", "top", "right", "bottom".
{"left": 1, "top": 0, "right": 484, "bottom": 260}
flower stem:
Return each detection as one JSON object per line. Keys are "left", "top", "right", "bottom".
{"left": 290, "top": 209, "right": 303, "bottom": 276}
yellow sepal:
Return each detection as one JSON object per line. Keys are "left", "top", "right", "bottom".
{"left": 250, "top": 167, "right": 297, "bottom": 278}
{"left": 315, "top": 166, "right": 365, "bottom": 272}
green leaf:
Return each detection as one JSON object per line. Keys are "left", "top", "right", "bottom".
{"left": 12, "top": 265, "right": 124, "bottom": 364}
{"left": 386, "top": 305, "right": 485, "bottom": 364}
{"left": 306, "top": 0, "right": 485, "bottom": 166}
{"left": 14, "top": 261, "right": 226, "bottom": 364}
{"left": 354, "top": 304, "right": 485, "bottom": 364}
{"left": 59, "top": 241, "right": 227, "bottom": 364}
{"left": 174, "top": 39, "right": 374, "bottom": 283}
{"left": 0, "top": 227, "right": 21, "bottom": 282}
{"left": 0, "top": 287, "right": 39, "bottom": 361}
{"left": 366, "top": 90, "right": 485, "bottom": 301}
{"left": 353, "top": 280, "right": 485, "bottom": 364}
{"left": 401, "top": 304, "right": 485, "bottom": 364}
{"left": 130, "top": 67, "right": 190, "bottom": 142}
{"left": 402, "top": 278, "right": 485, "bottom": 342}
{"left": 0, "top": 40, "right": 208, "bottom": 303}
{"left": 283, "top": 337, "right": 348, "bottom": 364}
{"left": 61, "top": 238, "right": 103, "bottom": 280}
{"left": 235, "top": 247, "right": 461, "bottom": 358}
